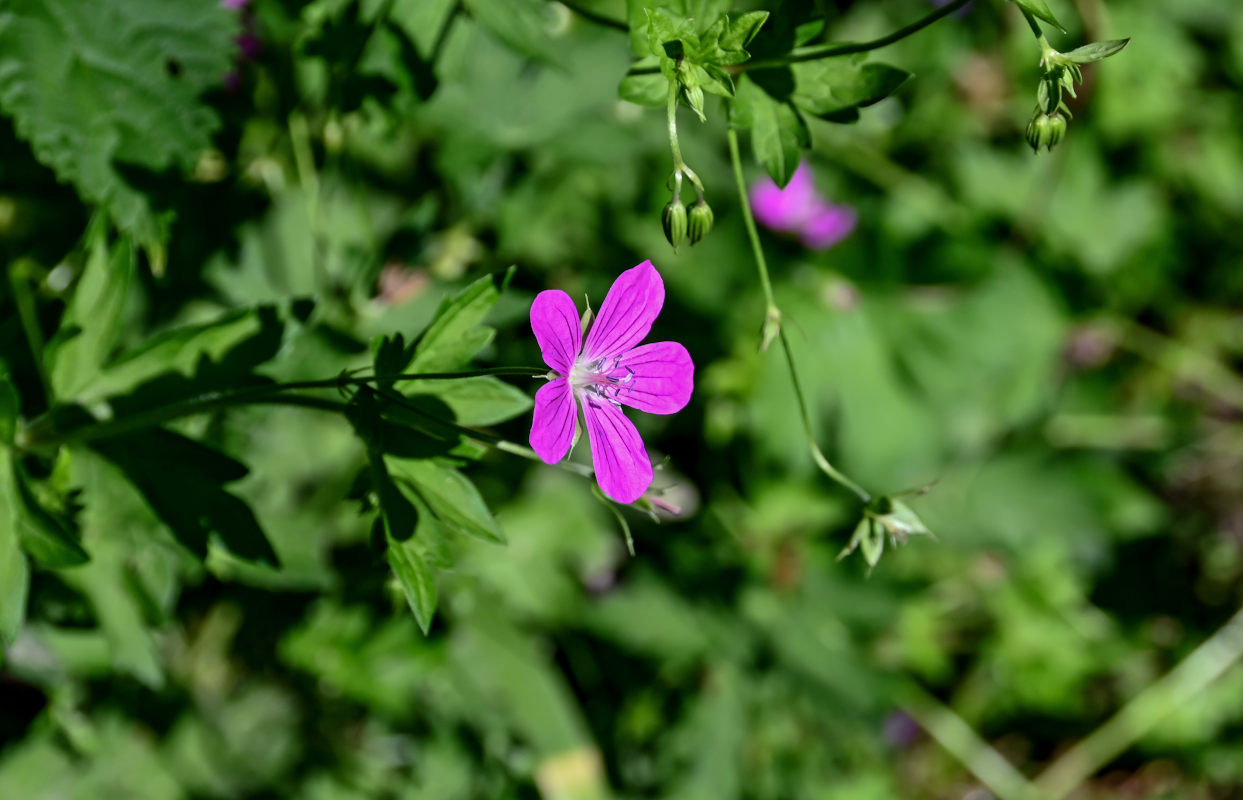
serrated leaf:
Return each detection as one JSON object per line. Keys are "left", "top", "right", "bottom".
{"left": 75, "top": 309, "right": 265, "bottom": 404}
{"left": 406, "top": 376, "right": 533, "bottom": 426}
{"left": 0, "top": 0, "right": 237, "bottom": 245}
{"left": 48, "top": 231, "right": 136, "bottom": 402}
{"left": 790, "top": 59, "right": 912, "bottom": 117}
{"left": 1062, "top": 38, "right": 1130, "bottom": 64}
{"left": 619, "top": 70, "right": 668, "bottom": 107}
{"left": 1009, "top": 0, "right": 1064, "bottom": 31}
{"left": 644, "top": 7, "right": 698, "bottom": 60}
{"left": 733, "top": 76, "right": 808, "bottom": 187}
{"left": 719, "top": 11, "right": 768, "bottom": 52}
{"left": 387, "top": 457, "right": 505, "bottom": 544}
{"left": 409, "top": 270, "right": 512, "bottom": 372}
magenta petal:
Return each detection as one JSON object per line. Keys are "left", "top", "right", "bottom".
{"left": 800, "top": 203, "right": 857, "bottom": 250}
{"left": 751, "top": 161, "right": 816, "bottom": 232}
{"left": 529, "top": 379, "right": 577, "bottom": 464}
{"left": 610, "top": 341, "right": 693, "bottom": 415}
{"left": 530, "top": 290, "right": 582, "bottom": 374}
{"left": 582, "top": 396, "right": 653, "bottom": 504}
{"left": 583, "top": 261, "right": 664, "bottom": 361}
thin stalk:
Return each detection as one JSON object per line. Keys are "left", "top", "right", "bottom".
{"left": 726, "top": 125, "right": 870, "bottom": 504}
{"left": 18, "top": 367, "right": 547, "bottom": 448}
{"left": 629, "top": 0, "right": 972, "bottom": 75}
{"left": 1034, "top": 604, "right": 1243, "bottom": 799}
{"left": 667, "top": 79, "right": 687, "bottom": 176}
{"left": 753, "top": 0, "right": 973, "bottom": 68}
{"left": 369, "top": 387, "right": 596, "bottom": 479}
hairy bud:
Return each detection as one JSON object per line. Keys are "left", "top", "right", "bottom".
{"left": 1026, "top": 112, "right": 1066, "bottom": 153}
{"left": 662, "top": 198, "right": 688, "bottom": 250}
{"left": 687, "top": 200, "right": 713, "bottom": 245}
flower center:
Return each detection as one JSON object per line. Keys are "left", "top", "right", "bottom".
{"left": 568, "top": 356, "right": 634, "bottom": 401}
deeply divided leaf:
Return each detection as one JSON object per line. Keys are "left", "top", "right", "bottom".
{"left": 0, "top": 0, "right": 237, "bottom": 245}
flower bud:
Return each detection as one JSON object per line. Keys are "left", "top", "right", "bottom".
{"left": 687, "top": 200, "right": 713, "bottom": 245}
{"left": 1025, "top": 112, "right": 1067, "bottom": 153}
{"left": 662, "top": 198, "right": 688, "bottom": 250}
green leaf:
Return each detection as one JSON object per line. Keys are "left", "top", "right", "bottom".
{"left": 1062, "top": 38, "right": 1131, "bottom": 64}
{"left": 0, "top": 455, "right": 30, "bottom": 643}
{"left": 790, "top": 59, "right": 912, "bottom": 117}
{"left": 9, "top": 455, "right": 89, "bottom": 567}
{"left": 405, "top": 377, "right": 533, "bottom": 426}
{"left": 0, "top": 0, "right": 236, "bottom": 246}
{"left": 461, "top": 0, "right": 563, "bottom": 66}
{"left": 75, "top": 309, "right": 266, "bottom": 404}
{"left": 385, "top": 520, "right": 438, "bottom": 635}
{"left": 48, "top": 230, "right": 136, "bottom": 402}
{"left": 644, "top": 7, "right": 698, "bottom": 61}
{"left": 1009, "top": 0, "right": 1064, "bottom": 32}
{"left": 91, "top": 430, "right": 279, "bottom": 565}
{"left": 0, "top": 374, "right": 17, "bottom": 445}
{"left": 719, "top": 11, "right": 768, "bottom": 52}
{"left": 619, "top": 70, "right": 667, "bottom": 107}
{"left": 409, "top": 269, "right": 513, "bottom": 372}
{"left": 387, "top": 457, "right": 505, "bottom": 544}
{"left": 733, "top": 75, "right": 808, "bottom": 187}
{"left": 366, "top": 448, "right": 438, "bottom": 633}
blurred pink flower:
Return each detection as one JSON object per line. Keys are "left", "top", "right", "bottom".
{"left": 529, "top": 261, "right": 693, "bottom": 504}
{"left": 750, "top": 162, "right": 857, "bottom": 250}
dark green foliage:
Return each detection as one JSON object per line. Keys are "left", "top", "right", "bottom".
{"left": 0, "top": 0, "right": 1239, "bottom": 798}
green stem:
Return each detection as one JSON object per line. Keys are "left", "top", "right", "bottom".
{"left": 667, "top": 78, "right": 687, "bottom": 177}
{"left": 369, "top": 386, "right": 596, "bottom": 479}
{"left": 1020, "top": 7, "right": 1045, "bottom": 39}
{"left": 1034, "top": 603, "right": 1243, "bottom": 799}
{"left": 726, "top": 125, "right": 871, "bottom": 504}
{"left": 756, "top": 0, "right": 973, "bottom": 67}
{"left": 726, "top": 128, "right": 775, "bottom": 308}
{"left": 18, "top": 367, "right": 547, "bottom": 448}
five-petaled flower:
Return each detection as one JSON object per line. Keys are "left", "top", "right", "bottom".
{"left": 751, "top": 161, "right": 857, "bottom": 251}
{"left": 529, "top": 261, "right": 693, "bottom": 504}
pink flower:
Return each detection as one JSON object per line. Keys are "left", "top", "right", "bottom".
{"left": 750, "top": 161, "right": 857, "bottom": 250}
{"left": 529, "top": 261, "right": 693, "bottom": 504}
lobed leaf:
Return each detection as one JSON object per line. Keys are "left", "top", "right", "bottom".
{"left": 47, "top": 227, "right": 136, "bottom": 402}
{"left": 0, "top": 0, "right": 236, "bottom": 245}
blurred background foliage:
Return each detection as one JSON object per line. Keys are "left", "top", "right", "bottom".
{"left": 2, "top": 0, "right": 1243, "bottom": 797}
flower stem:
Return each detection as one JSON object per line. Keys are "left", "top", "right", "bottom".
{"left": 726, "top": 125, "right": 871, "bottom": 504}
{"left": 666, "top": 78, "right": 687, "bottom": 178}
{"left": 753, "top": 0, "right": 973, "bottom": 68}
{"left": 17, "top": 366, "right": 547, "bottom": 448}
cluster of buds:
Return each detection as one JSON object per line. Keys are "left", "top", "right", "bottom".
{"left": 1024, "top": 36, "right": 1128, "bottom": 153}
{"left": 661, "top": 168, "right": 714, "bottom": 250}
